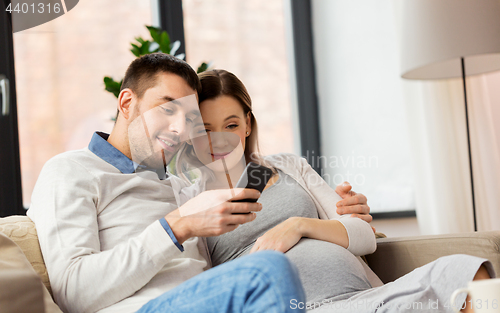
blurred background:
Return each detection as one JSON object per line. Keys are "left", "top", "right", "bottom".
{"left": 2, "top": 0, "right": 500, "bottom": 237}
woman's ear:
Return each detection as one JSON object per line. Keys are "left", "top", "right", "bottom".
{"left": 246, "top": 111, "right": 252, "bottom": 136}
{"left": 117, "top": 88, "right": 135, "bottom": 120}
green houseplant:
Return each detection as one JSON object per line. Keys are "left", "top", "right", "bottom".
{"left": 104, "top": 25, "right": 210, "bottom": 99}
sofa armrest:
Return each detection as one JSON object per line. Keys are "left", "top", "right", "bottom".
{"left": 364, "top": 231, "right": 500, "bottom": 284}
{"left": 0, "top": 232, "right": 63, "bottom": 313}
{"left": 0, "top": 215, "right": 52, "bottom": 297}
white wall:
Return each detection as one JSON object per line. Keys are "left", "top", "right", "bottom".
{"left": 311, "top": 0, "right": 414, "bottom": 213}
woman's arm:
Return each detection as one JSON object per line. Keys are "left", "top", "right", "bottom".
{"left": 251, "top": 154, "right": 376, "bottom": 255}
{"left": 249, "top": 217, "right": 348, "bottom": 251}
{"left": 299, "top": 217, "right": 349, "bottom": 249}
{"left": 249, "top": 215, "right": 375, "bottom": 256}
{"left": 295, "top": 155, "right": 377, "bottom": 255}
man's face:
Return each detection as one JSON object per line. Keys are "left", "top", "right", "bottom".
{"left": 127, "top": 72, "right": 200, "bottom": 170}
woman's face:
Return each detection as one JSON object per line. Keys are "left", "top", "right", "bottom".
{"left": 191, "top": 95, "right": 251, "bottom": 171}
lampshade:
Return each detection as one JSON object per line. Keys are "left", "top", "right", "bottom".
{"left": 400, "top": 0, "right": 500, "bottom": 80}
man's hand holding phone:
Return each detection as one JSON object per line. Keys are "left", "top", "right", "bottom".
{"left": 233, "top": 162, "right": 274, "bottom": 203}
{"left": 164, "top": 188, "right": 262, "bottom": 244}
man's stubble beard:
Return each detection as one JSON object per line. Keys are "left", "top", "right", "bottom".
{"left": 127, "top": 109, "right": 159, "bottom": 169}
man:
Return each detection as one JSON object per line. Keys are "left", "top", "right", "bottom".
{"left": 27, "top": 53, "right": 373, "bottom": 313}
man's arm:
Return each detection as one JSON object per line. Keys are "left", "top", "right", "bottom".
{"left": 28, "top": 156, "right": 261, "bottom": 313}
{"left": 334, "top": 181, "right": 375, "bottom": 232}
{"left": 165, "top": 188, "right": 262, "bottom": 244}
{"left": 27, "top": 156, "right": 185, "bottom": 313}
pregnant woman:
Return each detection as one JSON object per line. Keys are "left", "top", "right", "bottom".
{"left": 175, "top": 69, "right": 494, "bottom": 312}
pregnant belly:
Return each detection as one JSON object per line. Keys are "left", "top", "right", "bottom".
{"left": 284, "top": 238, "right": 372, "bottom": 303}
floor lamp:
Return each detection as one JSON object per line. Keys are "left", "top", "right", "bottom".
{"left": 400, "top": 0, "right": 500, "bottom": 231}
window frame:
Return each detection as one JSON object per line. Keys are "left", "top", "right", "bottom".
{"left": 0, "top": 0, "right": 23, "bottom": 217}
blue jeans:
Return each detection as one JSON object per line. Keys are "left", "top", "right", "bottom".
{"left": 136, "top": 250, "right": 306, "bottom": 313}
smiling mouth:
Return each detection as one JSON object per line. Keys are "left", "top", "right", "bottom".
{"left": 211, "top": 152, "right": 231, "bottom": 160}
{"left": 160, "top": 138, "right": 175, "bottom": 147}
{"left": 158, "top": 137, "right": 179, "bottom": 151}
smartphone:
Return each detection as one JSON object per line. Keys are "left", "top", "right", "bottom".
{"left": 232, "top": 162, "right": 274, "bottom": 203}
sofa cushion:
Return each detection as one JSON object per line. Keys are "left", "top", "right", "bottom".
{"left": 0, "top": 232, "right": 62, "bottom": 313}
{"left": 0, "top": 215, "right": 52, "bottom": 296}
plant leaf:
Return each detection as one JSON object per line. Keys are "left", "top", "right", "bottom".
{"left": 159, "top": 31, "right": 171, "bottom": 54}
{"left": 130, "top": 43, "right": 141, "bottom": 57}
{"left": 147, "top": 25, "right": 162, "bottom": 43}
{"left": 197, "top": 62, "right": 209, "bottom": 73}
{"left": 104, "top": 77, "right": 123, "bottom": 98}
{"left": 140, "top": 41, "right": 151, "bottom": 55}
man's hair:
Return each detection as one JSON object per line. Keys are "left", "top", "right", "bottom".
{"left": 116, "top": 53, "right": 201, "bottom": 120}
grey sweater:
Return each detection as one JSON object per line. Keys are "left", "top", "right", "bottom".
{"left": 207, "top": 169, "right": 373, "bottom": 303}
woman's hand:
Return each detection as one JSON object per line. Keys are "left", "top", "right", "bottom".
{"left": 249, "top": 217, "right": 303, "bottom": 254}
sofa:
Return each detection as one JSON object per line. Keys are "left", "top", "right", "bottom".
{"left": 0, "top": 216, "right": 62, "bottom": 313}
{"left": 1, "top": 215, "right": 499, "bottom": 312}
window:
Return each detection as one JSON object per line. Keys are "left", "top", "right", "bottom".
{"left": 182, "top": 0, "right": 295, "bottom": 157}
{"left": 13, "top": 0, "right": 153, "bottom": 206}
{"left": 311, "top": 0, "right": 415, "bottom": 213}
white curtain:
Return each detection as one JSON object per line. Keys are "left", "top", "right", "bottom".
{"left": 468, "top": 73, "right": 500, "bottom": 231}
{"left": 391, "top": 0, "right": 500, "bottom": 234}
{"left": 402, "top": 67, "right": 500, "bottom": 234}
{"left": 403, "top": 79, "right": 472, "bottom": 234}
{"left": 310, "top": 0, "right": 500, "bottom": 234}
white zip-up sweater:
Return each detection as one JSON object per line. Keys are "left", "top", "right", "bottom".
{"left": 262, "top": 153, "right": 383, "bottom": 287}
{"left": 194, "top": 153, "right": 383, "bottom": 288}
